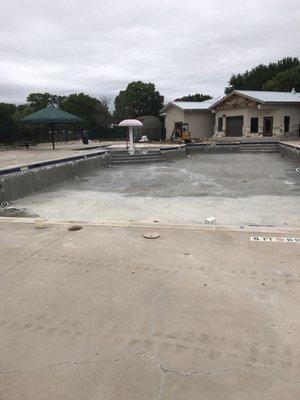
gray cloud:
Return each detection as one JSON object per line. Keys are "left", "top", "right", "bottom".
{"left": 0, "top": 0, "right": 299, "bottom": 104}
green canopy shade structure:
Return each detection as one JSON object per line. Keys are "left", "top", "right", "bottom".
{"left": 20, "top": 105, "right": 82, "bottom": 149}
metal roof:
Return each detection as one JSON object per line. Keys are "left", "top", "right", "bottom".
{"left": 209, "top": 90, "right": 300, "bottom": 109}
{"left": 160, "top": 96, "right": 223, "bottom": 113}
{"left": 235, "top": 90, "right": 300, "bottom": 103}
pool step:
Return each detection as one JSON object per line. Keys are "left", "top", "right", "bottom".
{"left": 238, "top": 143, "right": 279, "bottom": 153}
{"left": 109, "top": 151, "right": 167, "bottom": 164}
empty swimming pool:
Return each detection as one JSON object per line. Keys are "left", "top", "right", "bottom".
{"left": 15, "top": 153, "right": 300, "bottom": 227}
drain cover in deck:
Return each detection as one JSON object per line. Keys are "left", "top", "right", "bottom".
{"left": 143, "top": 232, "right": 160, "bottom": 239}
{"left": 68, "top": 225, "right": 83, "bottom": 231}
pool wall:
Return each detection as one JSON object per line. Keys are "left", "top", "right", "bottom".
{"left": 0, "top": 153, "right": 107, "bottom": 202}
{"left": 279, "top": 142, "right": 300, "bottom": 162}
{"left": 187, "top": 143, "right": 239, "bottom": 154}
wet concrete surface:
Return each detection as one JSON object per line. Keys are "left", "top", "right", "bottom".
{"left": 0, "top": 221, "right": 299, "bottom": 399}
{"left": 15, "top": 153, "right": 300, "bottom": 227}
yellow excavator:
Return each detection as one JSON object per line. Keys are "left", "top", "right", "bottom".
{"left": 170, "top": 122, "right": 191, "bottom": 143}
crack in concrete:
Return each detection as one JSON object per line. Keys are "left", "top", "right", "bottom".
{"left": 151, "top": 351, "right": 167, "bottom": 400}
{"left": 149, "top": 354, "right": 300, "bottom": 389}
{"left": 148, "top": 259, "right": 185, "bottom": 400}
{"left": 1, "top": 349, "right": 300, "bottom": 393}
{"left": 163, "top": 365, "right": 300, "bottom": 385}
{"left": 0, "top": 352, "right": 147, "bottom": 376}
{"left": 0, "top": 231, "right": 67, "bottom": 279}
{"left": 143, "top": 258, "right": 300, "bottom": 399}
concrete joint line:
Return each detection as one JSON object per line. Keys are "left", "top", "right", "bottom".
{"left": 1, "top": 217, "right": 300, "bottom": 235}
{"left": 0, "top": 231, "right": 67, "bottom": 279}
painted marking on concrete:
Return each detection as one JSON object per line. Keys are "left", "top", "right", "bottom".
{"left": 250, "top": 236, "right": 300, "bottom": 243}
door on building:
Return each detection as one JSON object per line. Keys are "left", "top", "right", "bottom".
{"left": 226, "top": 116, "right": 243, "bottom": 137}
{"left": 263, "top": 117, "right": 273, "bottom": 136}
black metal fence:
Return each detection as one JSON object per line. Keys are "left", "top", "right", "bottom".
{"left": 87, "top": 127, "right": 127, "bottom": 141}
{"left": 132, "top": 127, "right": 165, "bottom": 141}
{"left": 0, "top": 125, "right": 166, "bottom": 146}
{"left": 0, "top": 125, "right": 82, "bottom": 146}
{"left": 87, "top": 126, "right": 165, "bottom": 142}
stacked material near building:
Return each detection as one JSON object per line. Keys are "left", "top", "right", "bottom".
{"left": 133, "top": 115, "right": 162, "bottom": 141}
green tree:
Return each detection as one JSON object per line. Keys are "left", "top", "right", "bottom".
{"left": 25, "top": 92, "right": 111, "bottom": 130}
{"left": 60, "top": 93, "right": 111, "bottom": 129}
{"left": 114, "top": 81, "right": 164, "bottom": 121}
{"left": 175, "top": 93, "right": 212, "bottom": 102}
{"left": 26, "top": 93, "right": 66, "bottom": 111}
{"left": 263, "top": 65, "right": 300, "bottom": 92}
{"left": 13, "top": 104, "right": 33, "bottom": 122}
{"left": 225, "top": 57, "right": 300, "bottom": 93}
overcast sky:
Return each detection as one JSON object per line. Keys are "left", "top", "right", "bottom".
{"left": 1, "top": 0, "right": 299, "bottom": 105}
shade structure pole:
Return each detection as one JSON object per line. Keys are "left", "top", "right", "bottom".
{"left": 128, "top": 127, "right": 134, "bottom": 155}
{"left": 51, "top": 123, "right": 55, "bottom": 149}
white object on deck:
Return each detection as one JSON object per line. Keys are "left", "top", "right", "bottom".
{"left": 118, "top": 119, "right": 143, "bottom": 155}
{"left": 205, "top": 216, "right": 216, "bottom": 225}
{"left": 35, "top": 217, "right": 48, "bottom": 229}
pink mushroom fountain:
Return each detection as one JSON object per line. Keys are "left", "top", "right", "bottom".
{"left": 118, "top": 119, "right": 143, "bottom": 155}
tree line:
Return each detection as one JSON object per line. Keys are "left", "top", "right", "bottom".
{"left": 0, "top": 81, "right": 165, "bottom": 143}
{"left": 225, "top": 57, "right": 299, "bottom": 93}
{"left": 0, "top": 56, "right": 299, "bottom": 143}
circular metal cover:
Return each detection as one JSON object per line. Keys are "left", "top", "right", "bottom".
{"left": 143, "top": 232, "right": 160, "bottom": 239}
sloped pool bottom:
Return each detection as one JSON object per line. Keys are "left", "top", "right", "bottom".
{"left": 15, "top": 153, "right": 300, "bottom": 227}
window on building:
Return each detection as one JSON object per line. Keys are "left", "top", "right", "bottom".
{"left": 284, "top": 116, "right": 290, "bottom": 133}
{"left": 250, "top": 117, "right": 259, "bottom": 133}
{"left": 218, "top": 117, "right": 223, "bottom": 132}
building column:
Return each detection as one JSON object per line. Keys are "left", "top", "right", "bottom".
{"left": 222, "top": 115, "right": 226, "bottom": 137}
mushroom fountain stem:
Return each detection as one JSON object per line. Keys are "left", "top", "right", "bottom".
{"left": 128, "top": 127, "right": 134, "bottom": 155}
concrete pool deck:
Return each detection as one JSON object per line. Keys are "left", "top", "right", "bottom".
{"left": 0, "top": 141, "right": 106, "bottom": 171}
{"left": 0, "top": 219, "right": 300, "bottom": 399}
{"left": 0, "top": 141, "right": 180, "bottom": 172}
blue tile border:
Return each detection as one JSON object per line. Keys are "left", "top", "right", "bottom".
{"left": 187, "top": 141, "right": 279, "bottom": 147}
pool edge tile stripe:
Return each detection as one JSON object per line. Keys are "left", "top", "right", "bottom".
{"left": 0, "top": 150, "right": 107, "bottom": 176}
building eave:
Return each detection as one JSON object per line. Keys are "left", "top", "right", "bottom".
{"left": 209, "top": 90, "right": 300, "bottom": 111}
{"left": 160, "top": 102, "right": 216, "bottom": 113}
{"left": 208, "top": 91, "right": 265, "bottom": 110}
{"left": 160, "top": 102, "right": 184, "bottom": 114}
